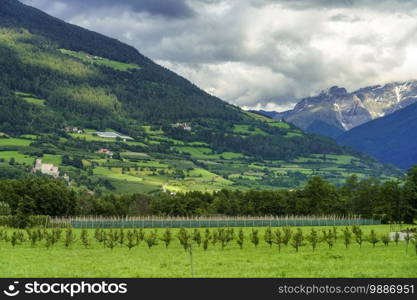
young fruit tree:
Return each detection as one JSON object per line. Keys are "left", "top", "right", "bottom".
{"left": 178, "top": 229, "right": 191, "bottom": 251}
{"left": 202, "top": 229, "right": 211, "bottom": 251}
{"left": 283, "top": 227, "right": 292, "bottom": 246}
{"left": 145, "top": 230, "right": 158, "bottom": 249}
{"left": 64, "top": 228, "right": 76, "bottom": 248}
{"left": 332, "top": 227, "right": 338, "bottom": 242}
{"left": 80, "top": 229, "right": 90, "bottom": 249}
{"left": 352, "top": 225, "right": 363, "bottom": 248}
{"left": 307, "top": 229, "right": 319, "bottom": 251}
{"left": 250, "top": 229, "right": 259, "bottom": 248}
{"left": 161, "top": 228, "right": 173, "bottom": 248}
{"left": 393, "top": 232, "right": 400, "bottom": 246}
{"left": 342, "top": 227, "right": 352, "bottom": 249}
{"left": 217, "top": 228, "right": 229, "bottom": 250}
{"left": 126, "top": 230, "right": 138, "bottom": 250}
{"left": 368, "top": 230, "right": 380, "bottom": 248}
{"left": 322, "top": 230, "right": 334, "bottom": 249}
{"left": 273, "top": 228, "right": 284, "bottom": 253}
{"left": 264, "top": 227, "right": 273, "bottom": 248}
{"left": 404, "top": 230, "right": 412, "bottom": 253}
{"left": 192, "top": 229, "right": 202, "bottom": 247}
{"left": 381, "top": 233, "right": 390, "bottom": 247}
{"left": 106, "top": 230, "right": 117, "bottom": 251}
{"left": 290, "top": 229, "right": 304, "bottom": 252}
{"left": 236, "top": 229, "right": 245, "bottom": 250}
{"left": 411, "top": 234, "right": 417, "bottom": 255}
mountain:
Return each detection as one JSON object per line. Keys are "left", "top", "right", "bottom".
{"left": 337, "top": 101, "right": 417, "bottom": 170}
{"left": 256, "top": 82, "right": 417, "bottom": 138}
{"left": 0, "top": 0, "right": 401, "bottom": 194}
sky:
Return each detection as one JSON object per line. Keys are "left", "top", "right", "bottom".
{"left": 21, "top": 0, "right": 417, "bottom": 111}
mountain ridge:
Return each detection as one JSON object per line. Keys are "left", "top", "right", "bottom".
{"left": 0, "top": 0, "right": 401, "bottom": 194}
{"left": 255, "top": 81, "right": 417, "bottom": 138}
{"left": 337, "top": 101, "right": 417, "bottom": 169}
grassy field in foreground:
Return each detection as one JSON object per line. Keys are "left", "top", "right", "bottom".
{"left": 0, "top": 225, "right": 416, "bottom": 278}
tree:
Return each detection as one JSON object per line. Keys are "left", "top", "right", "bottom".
{"left": 322, "top": 230, "right": 334, "bottom": 249}
{"left": 80, "top": 229, "right": 90, "bottom": 248}
{"left": 15, "top": 196, "right": 35, "bottom": 229}
{"left": 404, "top": 229, "right": 412, "bottom": 253}
{"left": 105, "top": 230, "right": 117, "bottom": 250}
{"left": 342, "top": 227, "right": 352, "bottom": 249}
{"left": 192, "top": 229, "right": 202, "bottom": 247}
{"left": 125, "top": 230, "right": 138, "bottom": 250}
{"left": 161, "top": 228, "right": 172, "bottom": 248}
{"left": 381, "top": 234, "right": 390, "bottom": 247}
{"left": 368, "top": 230, "right": 379, "bottom": 248}
{"left": 402, "top": 167, "right": 417, "bottom": 224}
{"left": 236, "top": 229, "right": 245, "bottom": 249}
{"left": 307, "top": 229, "right": 319, "bottom": 251}
{"left": 282, "top": 227, "right": 292, "bottom": 246}
{"left": 177, "top": 229, "right": 191, "bottom": 251}
{"left": 250, "top": 229, "right": 259, "bottom": 248}
{"left": 290, "top": 229, "right": 304, "bottom": 252}
{"left": 0, "top": 202, "right": 11, "bottom": 215}
{"left": 393, "top": 232, "right": 400, "bottom": 246}
{"left": 352, "top": 225, "right": 363, "bottom": 248}
{"left": 411, "top": 234, "right": 417, "bottom": 255}
{"left": 273, "top": 228, "right": 284, "bottom": 253}
{"left": 64, "top": 228, "right": 76, "bottom": 248}
{"left": 144, "top": 230, "right": 158, "bottom": 249}
{"left": 299, "top": 177, "right": 339, "bottom": 215}
{"left": 202, "top": 229, "right": 211, "bottom": 251}
{"left": 264, "top": 227, "right": 273, "bottom": 248}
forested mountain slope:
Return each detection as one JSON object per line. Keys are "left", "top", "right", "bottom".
{"left": 0, "top": 0, "right": 401, "bottom": 194}
{"left": 338, "top": 102, "right": 417, "bottom": 170}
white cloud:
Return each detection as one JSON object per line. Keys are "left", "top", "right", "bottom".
{"left": 21, "top": 0, "right": 417, "bottom": 111}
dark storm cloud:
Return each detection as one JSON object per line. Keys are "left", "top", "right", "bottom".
{"left": 22, "top": 0, "right": 195, "bottom": 19}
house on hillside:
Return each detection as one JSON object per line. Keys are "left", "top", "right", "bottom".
{"left": 97, "top": 148, "right": 114, "bottom": 157}
{"left": 32, "top": 159, "right": 70, "bottom": 182}
{"left": 173, "top": 123, "right": 192, "bottom": 131}
{"left": 64, "top": 126, "right": 83, "bottom": 134}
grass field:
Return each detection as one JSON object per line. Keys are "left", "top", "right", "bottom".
{"left": 0, "top": 225, "right": 415, "bottom": 278}
{"left": 0, "top": 138, "right": 32, "bottom": 147}
{"left": 60, "top": 49, "right": 139, "bottom": 71}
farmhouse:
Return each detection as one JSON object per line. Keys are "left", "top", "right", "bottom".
{"left": 173, "top": 122, "right": 192, "bottom": 131}
{"left": 97, "top": 148, "right": 114, "bottom": 157}
{"left": 64, "top": 126, "right": 83, "bottom": 134}
{"left": 95, "top": 132, "right": 134, "bottom": 141}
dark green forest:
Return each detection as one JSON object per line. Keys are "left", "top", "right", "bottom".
{"left": 1, "top": 166, "right": 416, "bottom": 224}
{"left": 0, "top": 0, "right": 385, "bottom": 162}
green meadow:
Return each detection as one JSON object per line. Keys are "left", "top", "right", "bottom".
{"left": 0, "top": 225, "right": 415, "bottom": 278}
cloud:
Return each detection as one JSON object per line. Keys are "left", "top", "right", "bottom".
{"left": 21, "top": 0, "right": 195, "bottom": 19}
{"left": 20, "top": 0, "right": 417, "bottom": 111}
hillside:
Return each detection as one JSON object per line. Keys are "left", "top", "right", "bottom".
{"left": 337, "top": 102, "right": 417, "bottom": 170}
{"left": 0, "top": 0, "right": 401, "bottom": 194}
{"left": 256, "top": 82, "right": 417, "bottom": 138}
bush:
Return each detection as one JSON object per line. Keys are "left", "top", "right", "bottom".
{"left": 0, "top": 202, "right": 11, "bottom": 215}
{"left": 0, "top": 215, "right": 51, "bottom": 228}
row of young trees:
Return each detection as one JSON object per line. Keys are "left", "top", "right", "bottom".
{"left": 81, "top": 168, "right": 417, "bottom": 223}
{"left": 1, "top": 226, "right": 416, "bottom": 254}
{"left": 0, "top": 167, "right": 417, "bottom": 224}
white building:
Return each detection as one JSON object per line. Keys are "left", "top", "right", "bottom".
{"left": 95, "top": 132, "right": 133, "bottom": 140}
{"left": 32, "top": 159, "right": 60, "bottom": 178}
